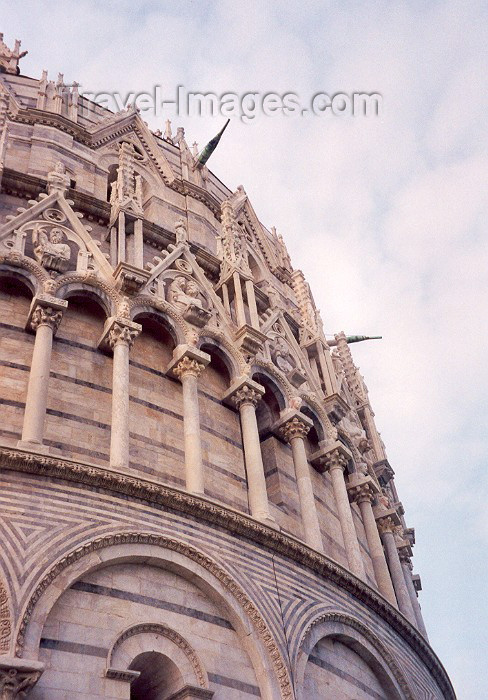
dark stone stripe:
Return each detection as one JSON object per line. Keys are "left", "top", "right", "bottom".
{"left": 46, "top": 407, "right": 110, "bottom": 430}
{"left": 0, "top": 398, "right": 24, "bottom": 409}
{"left": 71, "top": 581, "right": 234, "bottom": 630}
{"left": 0, "top": 321, "right": 31, "bottom": 335}
{"left": 50, "top": 371, "right": 111, "bottom": 393}
{"left": 308, "top": 654, "right": 388, "bottom": 700}
{"left": 40, "top": 637, "right": 107, "bottom": 658}
{"left": 207, "top": 673, "right": 260, "bottom": 696}
{"left": 54, "top": 335, "right": 96, "bottom": 354}
{"left": 0, "top": 359, "right": 30, "bottom": 372}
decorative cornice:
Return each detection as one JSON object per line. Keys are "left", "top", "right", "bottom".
{"left": 0, "top": 444, "right": 454, "bottom": 699}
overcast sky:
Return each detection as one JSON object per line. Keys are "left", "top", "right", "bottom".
{"left": 2, "top": 1, "right": 487, "bottom": 696}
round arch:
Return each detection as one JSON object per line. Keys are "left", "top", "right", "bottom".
{"left": 0, "top": 261, "right": 45, "bottom": 297}
{"left": 198, "top": 336, "right": 240, "bottom": 384}
{"left": 130, "top": 297, "right": 187, "bottom": 346}
{"left": 251, "top": 368, "right": 287, "bottom": 413}
{"left": 53, "top": 280, "right": 113, "bottom": 318}
{"left": 300, "top": 403, "right": 326, "bottom": 444}
{"left": 107, "top": 622, "right": 209, "bottom": 692}
{"left": 296, "top": 611, "right": 412, "bottom": 700}
{"left": 16, "top": 533, "right": 291, "bottom": 700}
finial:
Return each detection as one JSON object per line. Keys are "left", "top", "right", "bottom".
{"left": 192, "top": 142, "right": 199, "bottom": 157}
{"left": 0, "top": 32, "right": 28, "bottom": 74}
{"left": 164, "top": 119, "right": 172, "bottom": 140}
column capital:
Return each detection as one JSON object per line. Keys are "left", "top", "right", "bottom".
{"left": 98, "top": 316, "right": 141, "bottom": 352}
{"left": 348, "top": 481, "right": 374, "bottom": 504}
{"left": 376, "top": 515, "right": 396, "bottom": 535}
{"left": 223, "top": 377, "right": 265, "bottom": 409}
{"left": 0, "top": 658, "right": 44, "bottom": 699}
{"left": 273, "top": 410, "right": 313, "bottom": 443}
{"left": 309, "top": 440, "right": 352, "bottom": 473}
{"left": 26, "top": 294, "right": 67, "bottom": 335}
{"left": 167, "top": 344, "right": 210, "bottom": 380}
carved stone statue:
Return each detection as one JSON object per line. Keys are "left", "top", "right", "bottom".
{"left": 175, "top": 218, "right": 188, "bottom": 244}
{"left": 167, "top": 276, "right": 204, "bottom": 312}
{"left": 272, "top": 336, "right": 296, "bottom": 374}
{"left": 33, "top": 226, "right": 70, "bottom": 272}
{"left": 340, "top": 410, "right": 367, "bottom": 444}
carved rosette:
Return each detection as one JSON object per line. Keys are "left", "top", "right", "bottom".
{"left": 349, "top": 482, "right": 374, "bottom": 505}
{"left": 173, "top": 356, "right": 205, "bottom": 380}
{"left": 107, "top": 322, "right": 140, "bottom": 350}
{"left": 29, "top": 306, "right": 63, "bottom": 333}
{"left": 231, "top": 385, "right": 262, "bottom": 410}
{"left": 324, "top": 448, "right": 348, "bottom": 473}
{"left": 279, "top": 416, "right": 310, "bottom": 443}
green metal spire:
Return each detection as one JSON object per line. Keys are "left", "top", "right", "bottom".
{"left": 195, "top": 119, "right": 230, "bottom": 168}
{"left": 328, "top": 335, "right": 382, "bottom": 346}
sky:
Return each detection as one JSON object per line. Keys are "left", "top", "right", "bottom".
{"left": 1, "top": 1, "right": 487, "bottom": 696}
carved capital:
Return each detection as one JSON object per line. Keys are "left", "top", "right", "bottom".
{"left": 173, "top": 356, "right": 205, "bottom": 380}
{"left": 108, "top": 322, "right": 140, "bottom": 349}
{"left": 280, "top": 416, "right": 310, "bottom": 443}
{"left": 98, "top": 317, "right": 142, "bottom": 353}
{"left": 232, "top": 384, "right": 262, "bottom": 409}
{"left": 0, "top": 659, "right": 44, "bottom": 699}
{"left": 324, "top": 447, "right": 348, "bottom": 473}
{"left": 30, "top": 306, "right": 63, "bottom": 333}
{"left": 377, "top": 516, "right": 396, "bottom": 535}
{"left": 26, "top": 295, "right": 67, "bottom": 336}
{"left": 223, "top": 377, "right": 265, "bottom": 410}
{"left": 167, "top": 345, "right": 210, "bottom": 381}
{"left": 349, "top": 482, "right": 374, "bottom": 504}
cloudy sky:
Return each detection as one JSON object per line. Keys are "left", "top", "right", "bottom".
{"left": 2, "top": 1, "right": 487, "bottom": 695}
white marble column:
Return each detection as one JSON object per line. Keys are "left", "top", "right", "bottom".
{"left": 279, "top": 414, "right": 323, "bottom": 552}
{"left": 378, "top": 517, "right": 417, "bottom": 625}
{"left": 400, "top": 551, "right": 429, "bottom": 638}
{"left": 224, "top": 379, "right": 275, "bottom": 526}
{"left": 168, "top": 345, "right": 210, "bottom": 495}
{"left": 18, "top": 296, "right": 67, "bottom": 450}
{"left": 325, "top": 449, "right": 366, "bottom": 580}
{"left": 349, "top": 482, "right": 397, "bottom": 605}
{"left": 99, "top": 317, "right": 141, "bottom": 471}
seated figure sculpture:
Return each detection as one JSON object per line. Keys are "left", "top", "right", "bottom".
{"left": 33, "top": 226, "right": 71, "bottom": 272}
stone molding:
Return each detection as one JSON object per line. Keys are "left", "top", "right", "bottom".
{"left": 107, "top": 623, "right": 208, "bottom": 689}
{"left": 0, "top": 582, "right": 10, "bottom": 655}
{"left": 298, "top": 612, "right": 416, "bottom": 700}
{"left": 0, "top": 445, "right": 454, "bottom": 699}
{"left": 14, "top": 531, "right": 292, "bottom": 700}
